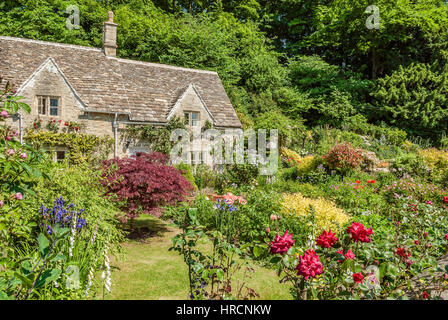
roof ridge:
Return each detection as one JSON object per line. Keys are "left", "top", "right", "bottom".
{"left": 1, "top": 35, "right": 218, "bottom": 75}
{"left": 0, "top": 36, "right": 101, "bottom": 52}
{"left": 115, "top": 57, "right": 218, "bottom": 75}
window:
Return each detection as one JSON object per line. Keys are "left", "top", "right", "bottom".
{"left": 38, "top": 96, "right": 60, "bottom": 116}
{"left": 56, "top": 150, "right": 66, "bottom": 162}
{"left": 50, "top": 98, "right": 59, "bottom": 116}
{"left": 184, "top": 111, "right": 199, "bottom": 127}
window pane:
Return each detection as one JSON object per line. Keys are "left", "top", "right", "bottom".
{"left": 50, "top": 99, "right": 59, "bottom": 107}
{"left": 184, "top": 112, "right": 190, "bottom": 125}
{"left": 191, "top": 113, "right": 199, "bottom": 126}
{"left": 39, "top": 98, "right": 47, "bottom": 115}
{"left": 50, "top": 107, "right": 58, "bottom": 116}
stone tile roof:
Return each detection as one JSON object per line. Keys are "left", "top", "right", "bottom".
{"left": 0, "top": 36, "right": 241, "bottom": 127}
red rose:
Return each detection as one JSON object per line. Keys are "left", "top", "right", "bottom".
{"left": 355, "top": 180, "right": 361, "bottom": 184}
{"left": 367, "top": 179, "right": 375, "bottom": 184}
{"left": 316, "top": 230, "right": 338, "bottom": 248}
{"left": 347, "top": 222, "right": 373, "bottom": 243}
{"left": 64, "top": 122, "right": 69, "bottom": 126}
{"left": 353, "top": 273, "right": 364, "bottom": 284}
{"left": 296, "top": 249, "right": 323, "bottom": 279}
{"left": 270, "top": 230, "right": 295, "bottom": 255}
{"left": 422, "top": 291, "right": 430, "bottom": 299}
{"left": 445, "top": 233, "right": 448, "bottom": 241}
{"left": 414, "top": 240, "right": 420, "bottom": 245}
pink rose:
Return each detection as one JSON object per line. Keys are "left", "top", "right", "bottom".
{"left": 0, "top": 200, "right": 4, "bottom": 207}
{"left": 20, "top": 153, "right": 27, "bottom": 159}
{"left": 1, "top": 110, "right": 8, "bottom": 118}
{"left": 7, "top": 149, "right": 14, "bottom": 156}
{"left": 344, "top": 249, "right": 355, "bottom": 260}
{"left": 270, "top": 214, "right": 277, "bottom": 221}
{"left": 16, "top": 192, "right": 22, "bottom": 200}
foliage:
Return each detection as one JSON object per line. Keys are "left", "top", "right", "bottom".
{"left": 25, "top": 131, "right": 113, "bottom": 165}
{"left": 175, "top": 163, "right": 198, "bottom": 191}
{"left": 170, "top": 208, "right": 259, "bottom": 300}
{"left": 101, "top": 152, "right": 193, "bottom": 225}
{"left": 372, "top": 63, "right": 448, "bottom": 139}
{"left": 322, "top": 143, "right": 363, "bottom": 175}
{"left": 281, "top": 193, "right": 350, "bottom": 233}
{"left": 0, "top": 77, "right": 46, "bottom": 257}
{"left": 124, "top": 116, "right": 185, "bottom": 155}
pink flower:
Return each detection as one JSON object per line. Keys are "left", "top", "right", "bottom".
{"left": 0, "top": 200, "right": 4, "bottom": 207}
{"left": 296, "top": 249, "right": 323, "bottom": 279}
{"left": 344, "top": 249, "right": 355, "bottom": 260}
{"left": 316, "top": 230, "right": 338, "bottom": 248}
{"left": 20, "top": 153, "right": 27, "bottom": 159}
{"left": 270, "top": 214, "right": 278, "bottom": 221}
{"left": 1, "top": 110, "right": 8, "bottom": 118}
{"left": 425, "top": 200, "right": 433, "bottom": 205}
{"left": 15, "top": 192, "right": 22, "bottom": 200}
{"left": 266, "top": 227, "right": 270, "bottom": 234}
{"left": 347, "top": 222, "right": 373, "bottom": 243}
{"left": 7, "top": 149, "right": 14, "bottom": 156}
{"left": 270, "top": 230, "right": 295, "bottom": 254}
{"left": 5, "top": 135, "right": 11, "bottom": 141}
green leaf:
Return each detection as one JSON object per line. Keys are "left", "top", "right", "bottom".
{"left": 13, "top": 272, "right": 33, "bottom": 289}
{"left": 35, "top": 269, "right": 62, "bottom": 288}
{"left": 216, "top": 269, "right": 224, "bottom": 281}
{"left": 253, "top": 245, "right": 263, "bottom": 258}
{"left": 38, "top": 233, "right": 50, "bottom": 258}
{"left": 270, "top": 256, "right": 282, "bottom": 264}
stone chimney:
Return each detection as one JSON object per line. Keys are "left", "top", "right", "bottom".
{"left": 102, "top": 11, "right": 117, "bottom": 57}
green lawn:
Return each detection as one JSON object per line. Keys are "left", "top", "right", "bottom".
{"left": 108, "top": 216, "right": 292, "bottom": 300}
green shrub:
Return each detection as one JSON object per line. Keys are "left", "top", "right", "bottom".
{"left": 176, "top": 162, "right": 198, "bottom": 190}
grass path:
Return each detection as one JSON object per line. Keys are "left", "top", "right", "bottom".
{"left": 108, "top": 216, "right": 292, "bottom": 300}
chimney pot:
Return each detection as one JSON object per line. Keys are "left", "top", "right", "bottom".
{"left": 103, "top": 11, "right": 117, "bottom": 57}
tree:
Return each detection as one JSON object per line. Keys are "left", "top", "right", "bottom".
{"left": 372, "top": 63, "right": 448, "bottom": 139}
{"left": 101, "top": 152, "right": 193, "bottom": 227}
{"left": 304, "top": 0, "right": 448, "bottom": 79}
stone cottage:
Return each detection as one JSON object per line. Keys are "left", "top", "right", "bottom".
{"left": 0, "top": 12, "right": 241, "bottom": 163}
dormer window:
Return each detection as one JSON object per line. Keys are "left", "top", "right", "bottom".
{"left": 184, "top": 111, "right": 199, "bottom": 127}
{"left": 38, "top": 96, "right": 60, "bottom": 116}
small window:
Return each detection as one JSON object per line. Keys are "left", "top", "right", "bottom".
{"left": 56, "top": 150, "right": 66, "bottom": 162}
{"left": 50, "top": 99, "right": 59, "bottom": 116}
{"left": 184, "top": 111, "right": 199, "bottom": 127}
{"left": 191, "top": 113, "right": 199, "bottom": 126}
{"left": 38, "top": 96, "right": 60, "bottom": 116}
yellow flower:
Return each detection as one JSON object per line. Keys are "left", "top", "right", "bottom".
{"left": 281, "top": 193, "right": 350, "bottom": 232}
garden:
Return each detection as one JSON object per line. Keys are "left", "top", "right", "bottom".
{"left": 3, "top": 0, "right": 448, "bottom": 301}
{"left": 2, "top": 72, "right": 448, "bottom": 300}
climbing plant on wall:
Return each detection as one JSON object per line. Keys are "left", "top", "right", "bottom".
{"left": 25, "top": 131, "right": 114, "bottom": 165}
{"left": 124, "top": 116, "right": 186, "bottom": 155}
